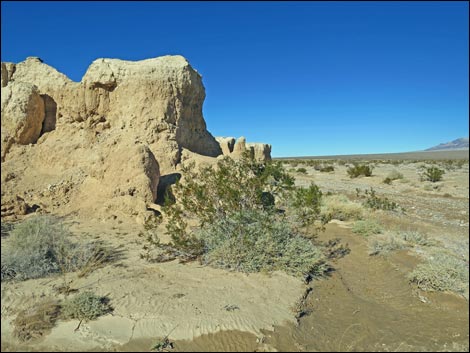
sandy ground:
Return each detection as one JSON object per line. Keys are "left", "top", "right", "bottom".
{"left": 1, "top": 218, "right": 306, "bottom": 352}
{"left": 1, "top": 159, "right": 468, "bottom": 351}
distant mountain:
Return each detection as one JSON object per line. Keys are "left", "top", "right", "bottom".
{"left": 425, "top": 138, "right": 469, "bottom": 151}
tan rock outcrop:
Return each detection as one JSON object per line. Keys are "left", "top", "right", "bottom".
{"left": 1, "top": 55, "right": 271, "bottom": 223}
{"left": 8, "top": 56, "right": 221, "bottom": 169}
{"left": 1, "top": 55, "right": 223, "bottom": 222}
{"left": 231, "top": 136, "right": 247, "bottom": 158}
{"left": 246, "top": 143, "right": 272, "bottom": 162}
{"left": 0, "top": 195, "right": 28, "bottom": 220}
{"left": 1, "top": 62, "right": 16, "bottom": 87}
{"left": 215, "top": 136, "right": 235, "bottom": 156}
{"left": 218, "top": 136, "right": 271, "bottom": 161}
{"left": 1, "top": 81, "right": 45, "bottom": 161}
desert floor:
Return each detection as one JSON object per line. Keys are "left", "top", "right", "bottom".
{"left": 1, "top": 156, "right": 469, "bottom": 352}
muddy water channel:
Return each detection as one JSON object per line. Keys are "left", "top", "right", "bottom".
{"left": 174, "top": 224, "right": 469, "bottom": 352}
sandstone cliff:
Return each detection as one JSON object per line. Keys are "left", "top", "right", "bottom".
{"left": 1, "top": 55, "right": 271, "bottom": 223}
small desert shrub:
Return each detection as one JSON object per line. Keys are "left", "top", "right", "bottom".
{"left": 347, "top": 164, "right": 374, "bottom": 178}
{"left": 409, "top": 252, "right": 468, "bottom": 294}
{"left": 321, "top": 195, "right": 364, "bottom": 221}
{"left": 400, "top": 231, "right": 434, "bottom": 247}
{"left": 419, "top": 166, "right": 445, "bottom": 182}
{"left": 13, "top": 300, "right": 61, "bottom": 341}
{"left": 296, "top": 167, "right": 307, "bottom": 174}
{"left": 61, "top": 291, "right": 112, "bottom": 322}
{"left": 197, "top": 209, "right": 329, "bottom": 280}
{"left": 352, "top": 219, "right": 383, "bottom": 237}
{"left": 387, "top": 170, "right": 404, "bottom": 181}
{"left": 382, "top": 177, "right": 392, "bottom": 185}
{"left": 290, "top": 183, "right": 323, "bottom": 228}
{"left": 319, "top": 165, "right": 335, "bottom": 172}
{"left": 368, "top": 234, "right": 407, "bottom": 256}
{"left": 357, "top": 188, "right": 400, "bottom": 211}
{"left": 1, "top": 216, "right": 97, "bottom": 282}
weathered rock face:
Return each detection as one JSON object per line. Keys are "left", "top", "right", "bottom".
{"left": 216, "top": 136, "right": 272, "bottom": 161}
{"left": 1, "top": 55, "right": 271, "bottom": 223}
{"left": 247, "top": 143, "right": 272, "bottom": 162}
{"left": 215, "top": 137, "right": 235, "bottom": 156}
{"left": 6, "top": 56, "right": 222, "bottom": 171}
{"left": 1, "top": 81, "right": 45, "bottom": 161}
{"left": 1, "top": 55, "right": 224, "bottom": 223}
{"left": 1, "top": 62, "right": 16, "bottom": 87}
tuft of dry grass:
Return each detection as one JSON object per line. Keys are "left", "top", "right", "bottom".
{"left": 352, "top": 219, "right": 383, "bottom": 237}
{"left": 368, "top": 233, "right": 407, "bottom": 256}
{"left": 321, "top": 195, "right": 364, "bottom": 221}
{"left": 13, "top": 300, "right": 61, "bottom": 341}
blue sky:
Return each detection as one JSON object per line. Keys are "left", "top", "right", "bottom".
{"left": 2, "top": 1, "right": 468, "bottom": 157}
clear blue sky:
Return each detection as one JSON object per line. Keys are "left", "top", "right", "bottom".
{"left": 2, "top": 1, "right": 468, "bottom": 157}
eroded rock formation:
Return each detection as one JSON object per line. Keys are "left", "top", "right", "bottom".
{"left": 1, "top": 55, "right": 271, "bottom": 223}
{"left": 216, "top": 136, "right": 272, "bottom": 162}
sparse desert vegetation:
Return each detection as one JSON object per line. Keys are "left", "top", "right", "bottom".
{"left": 2, "top": 151, "right": 467, "bottom": 352}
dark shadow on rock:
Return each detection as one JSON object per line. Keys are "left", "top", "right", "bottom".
{"left": 40, "top": 94, "right": 57, "bottom": 135}
{"left": 156, "top": 173, "right": 181, "bottom": 205}
{"left": 26, "top": 204, "right": 41, "bottom": 214}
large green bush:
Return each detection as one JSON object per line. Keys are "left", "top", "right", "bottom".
{"left": 143, "top": 153, "right": 332, "bottom": 281}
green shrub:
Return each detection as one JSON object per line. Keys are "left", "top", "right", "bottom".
{"left": 173, "top": 153, "right": 294, "bottom": 226}
{"left": 423, "top": 167, "right": 445, "bottom": 182}
{"left": 197, "top": 209, "right": 329, "bottom": 280}
{"left": 382, "top": 177, "right": 392, "bottom": 185}
{"left": 408, "top": 252, "right": 468, "bottom": 294}
{"left": 61, "top": 291, "right": 112, "bottom": 322}
{"left": 352, "top": 219, "right": 383, "bottom": 237}
{"left": 296, "top": 167, "right": 307, "bottom": 174}
{"left": 368, "top": 234, "right": 407, "bottom": 256}
{"left": 1, "top": 216, "right": 97, "bottom": 282}
{"left": 143, "top": 154, "right": 333, "bottom": 281}
{"left": 319, "top": 165, "right": 335, "bottom": 173}
{"left": 290, "top": 183, "right": 323, "bottom": 227}
{"left": 158, "top": 154, "right": 297, "bottom": 258}
{"left": 400, "top": 231, "right": 434, "bottom": 246}
{"left": 347, "top": 164, "right": 374, "bottom": 178}
{"left": 357, "top": 188, "right": 400, "bottom": 211}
